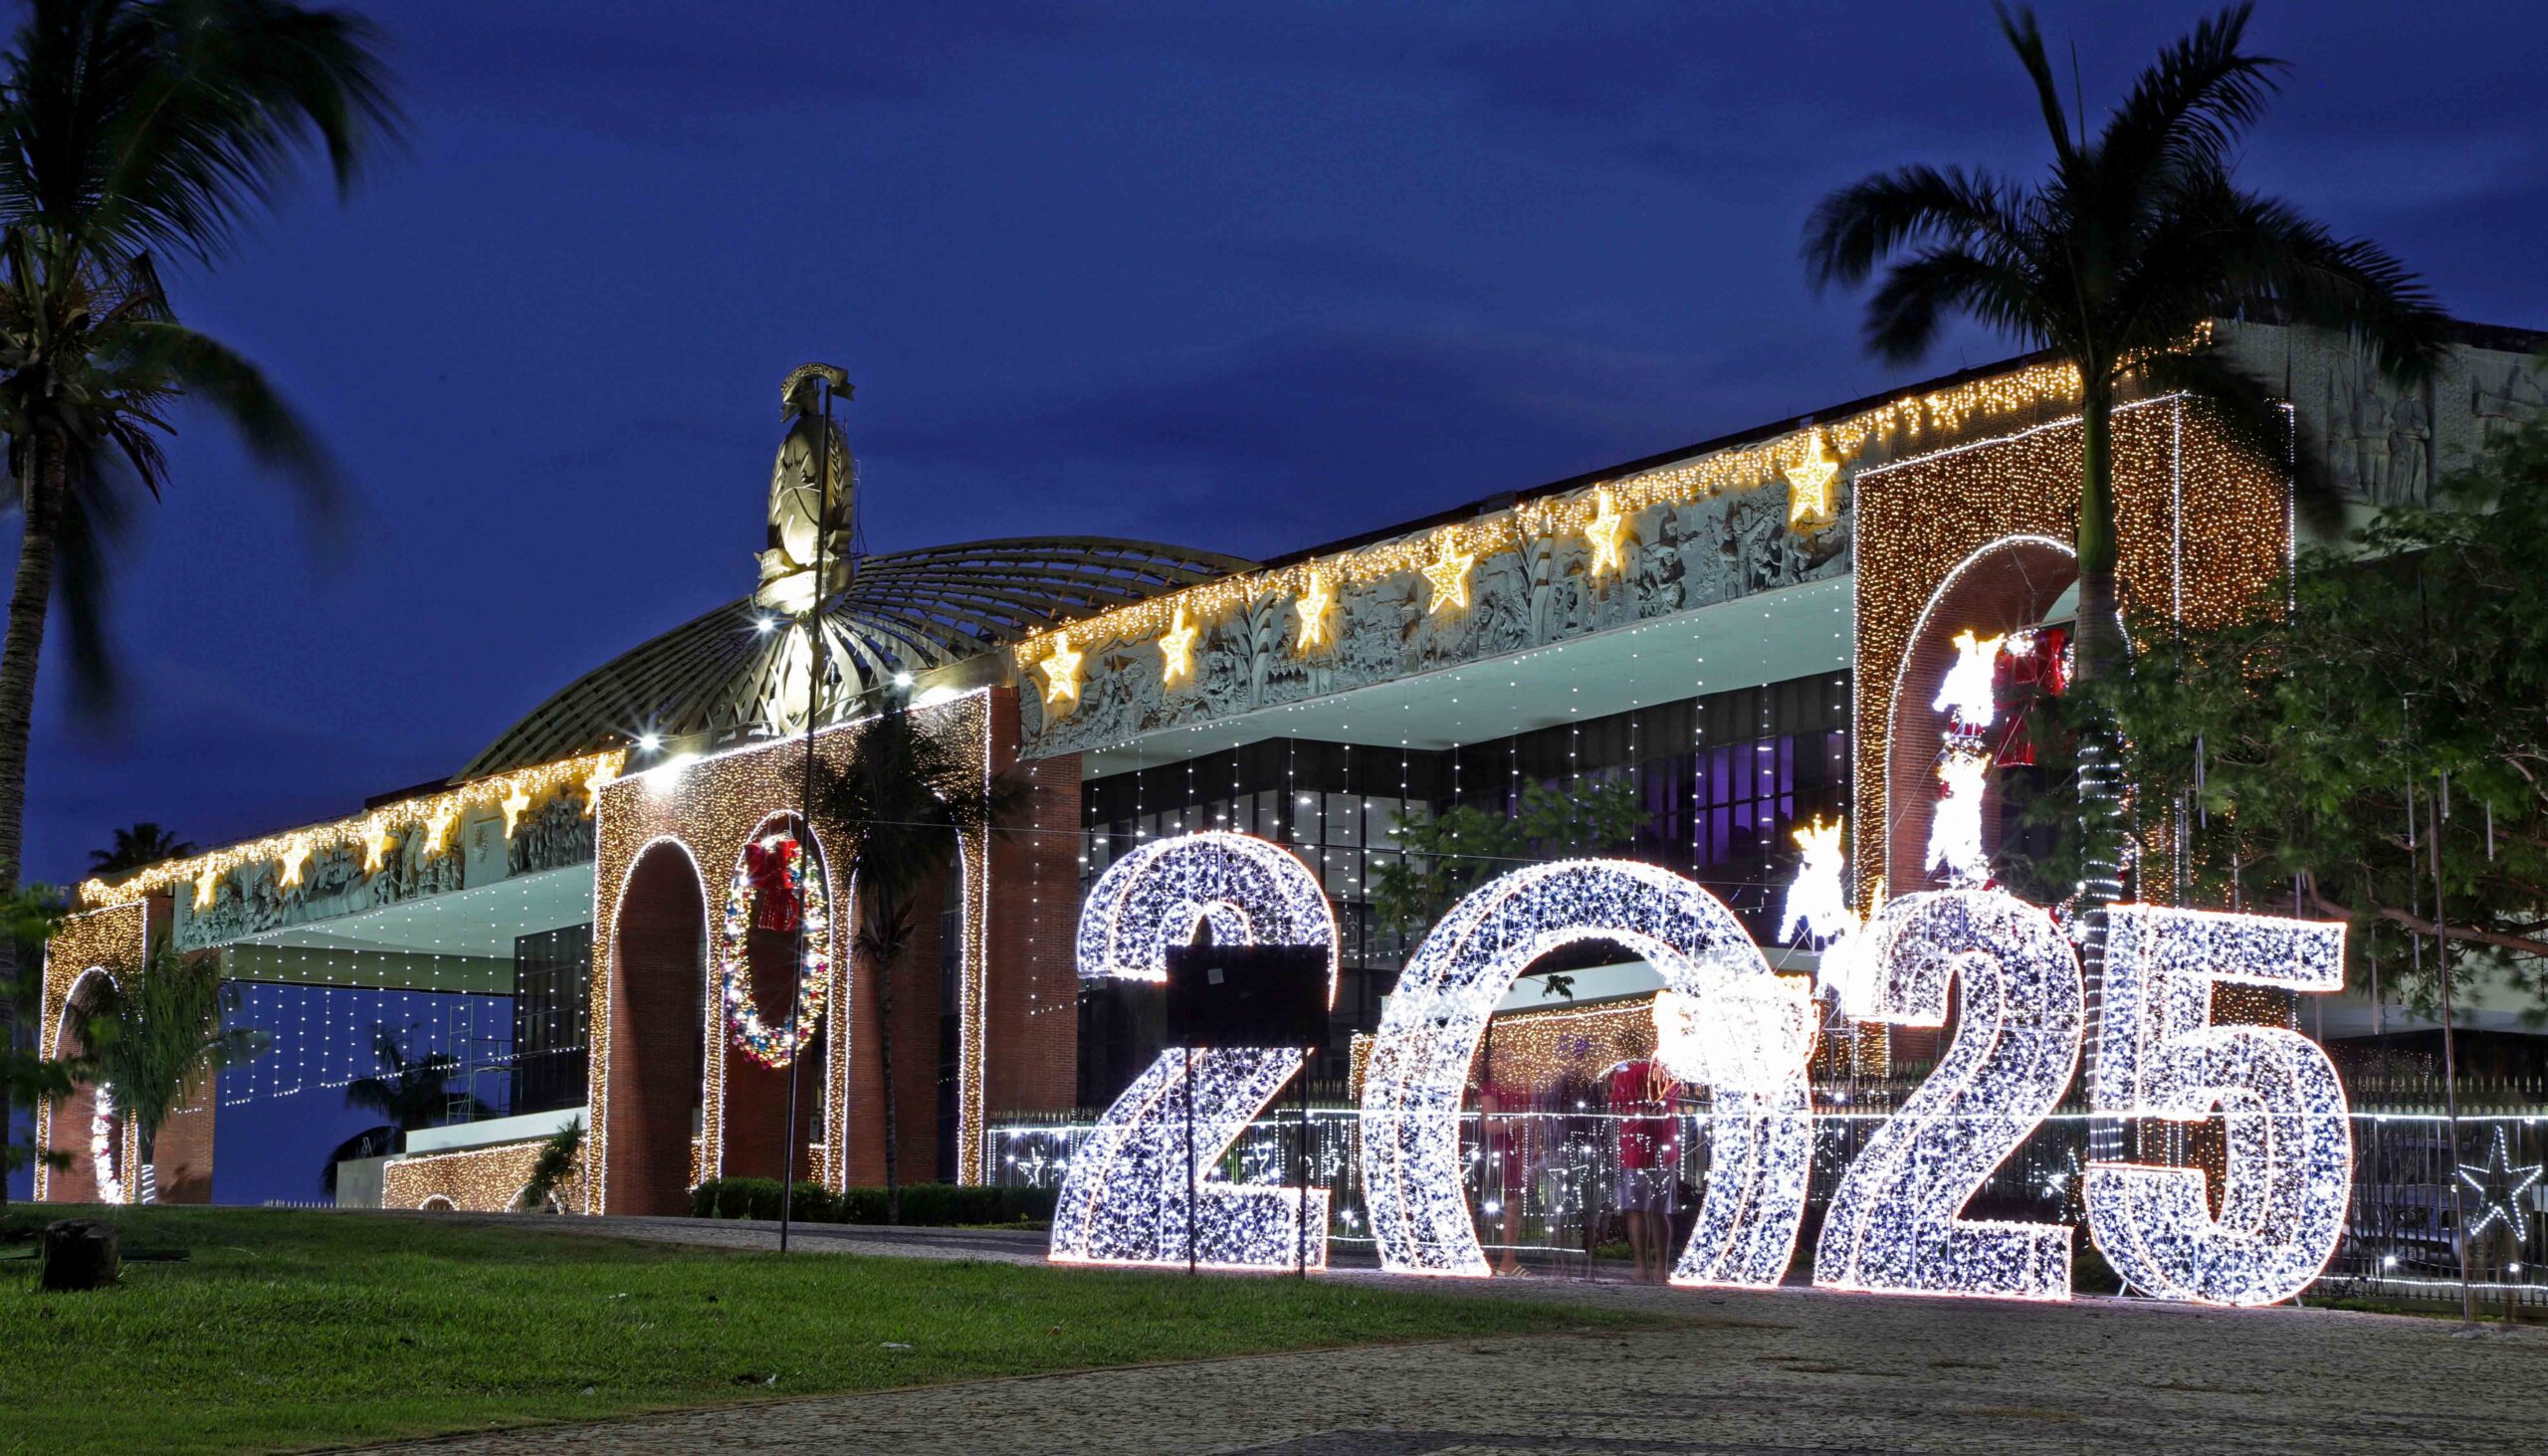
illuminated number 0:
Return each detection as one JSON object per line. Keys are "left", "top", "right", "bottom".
{"left": 1814, "top": 889, "right": 2083, "bottom": 1300}
{"left": 1360, "top": 860, "right": 1813, "bottom": 1285}
{"left": 1048, "top": 832, "right": 1335, "bottom": 1270}
{"left": 2084, "top": 906, "right": 2351, "bottom": 1306}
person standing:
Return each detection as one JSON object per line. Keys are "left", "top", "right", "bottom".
{"left": 1609, "top": 1050, "right": 1682, "bottom": 1284}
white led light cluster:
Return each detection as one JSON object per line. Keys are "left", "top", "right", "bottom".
{"left": 1359, "top": 859, "right": 1809, "bottom": 1285}
{"left": 1074, "top": 830, "right": 1336, "bottom": 988}
{"left": 1049, "top": 831, "right": 1337, "bottom": 1272}
{"left": 2084, "top": 905, "right": 2350, "bottom": 1307}
{"left": 92, "top": 1082, "right": 123, "bottom": 1206}
{"left": 1923, "top": 630, "right": 2005, "bottom": 889}
{"left": 1816, "top": 889, "right": 2083, "bottom": 1301}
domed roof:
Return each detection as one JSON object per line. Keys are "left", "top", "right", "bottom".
{"left": 463, "top": 535, "right": 1254, "bottom": 776}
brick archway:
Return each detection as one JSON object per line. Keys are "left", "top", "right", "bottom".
{"left": 1881, "top": 534, "right": 2078, "bottom": 902}
{"left": 601, "top": 838, "right": 709, "bottom": 1215}
{"left": 45, "top": 968, "right": 129, "bottom": 1204}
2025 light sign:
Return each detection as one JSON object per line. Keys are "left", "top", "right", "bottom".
{"left": 1048, "top": 830, "right": 2350, "bottom": 1308}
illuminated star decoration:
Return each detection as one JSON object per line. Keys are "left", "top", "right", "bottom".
{"left": 422, "top": 806, "right": 457, "bottom": 859}
{"left": 1295, "top": 573, "right": 1334, "bottom": 652}
{"left": 1159, "top": 608, "right": 1198, "bottom": 687}
{"left": 501, "top": 785, "right": 533, "bottom": 838}
{"left": 582, "top": 759, "right": 615, "bottom": 816}
{"left": 192, "top": 867, "right": 221, "bottom": 912}
{"left": 1583, "top": 486, "right": 1630, "bottom": 574}
{"left": 360, "top": 822, "right": 398, "bottom": 876}
{"left": 1785, "top": 430, "right": 1840, "bottom": 524}
{"left": 1419, "top": 533, "right": 1474, "bottom": 615}
{"left": 2459, "top": 1127, "right": 2544, "bottom": 1242}
{"left": 1038, "top": 634, "right": 1083, "bottom": 709}
{"left": 276, "top": 839, "right": 312, "bottom": 891}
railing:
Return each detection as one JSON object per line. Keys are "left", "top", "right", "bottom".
{"left": 985, "top": 1080, "right": 2548, "bottom": 1306}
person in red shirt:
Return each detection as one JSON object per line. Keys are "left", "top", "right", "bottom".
{"left": 1609, "top": 1052, "right": 1682, "bottom": 1284}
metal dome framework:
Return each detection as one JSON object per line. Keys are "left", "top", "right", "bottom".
{"left": 464, "top": 535, "right": 1255, "bottom": 776}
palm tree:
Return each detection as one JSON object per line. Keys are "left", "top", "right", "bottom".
{"left": 819, "top": 703, "right": 1025, "bottom": 1223}
{"left": 88, "top": 822, "right": 194, "bottom": 877}
{"left": 513, "top": 1114, "right": 584, "bottom": 1213}
{"left": 343, "top": 1026, "right": 491, "bottom": 1151}
{"left": 0, "top": 1, "right": 398, "bottom": 965}
{"left": 1802, "top": 3, "right": 2445, "bottom": 1141}
{"left": 75, "top": 933, "right": 263, "bottom": 1199}
{"left": 0, "top": 882, "right": 65, "bottom": 1206}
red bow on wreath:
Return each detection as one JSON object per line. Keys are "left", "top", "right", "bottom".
{"left": 744, "top": 836, "right": 803, "bottom": 933}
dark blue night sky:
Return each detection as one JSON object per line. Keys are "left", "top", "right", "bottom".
{"left": 8, "top": 4, "right": 2545, "bottom": 1199}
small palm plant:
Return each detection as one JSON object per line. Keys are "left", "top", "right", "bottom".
{"left": 514, "top": 1115, "right": 585, "bottom": 1213}
{"left": 818, "top": 704, "right": 1026, "bottom": 1223}
{"left": 75, "top": 935, "right": 265, "bottom": 1200}
{"left": 343, "top": 1028, "right": 492, "bottom": 1151}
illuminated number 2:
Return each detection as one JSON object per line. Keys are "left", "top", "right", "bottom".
{"left": 1815, "top": 889, "right": 2083, "bottom": 1300}
{"left": 1047, "top": 832, "right": 1335, "bottom": 1270}
{"left": 2084, "top": 906, "right": 2351, "bottom": 1306}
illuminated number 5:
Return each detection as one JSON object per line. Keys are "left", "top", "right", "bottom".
{"left": 1048, "top": 832, "right": 1335, "bottom": 1270}
{"left": 2084, "top": 906, "right": 2351, "bottom": 1306}
{"left": 1815, "top": 889, "right": 2083, "bottom": 1300}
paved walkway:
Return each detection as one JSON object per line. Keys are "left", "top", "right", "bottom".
{"left": 376, "top": 1217, "right": 2548, "bottom": 1454}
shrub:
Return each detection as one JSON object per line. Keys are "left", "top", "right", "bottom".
{"left": 688, "top": 1179, "right": 1056, "bottom": 1226}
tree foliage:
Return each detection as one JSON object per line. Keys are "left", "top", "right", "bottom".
{"left": 88, "top": 820, "right": 194, "bottom": 875}
{"left": 342, "top": 1026, "right": 489, "bottom": 1145}
{"left": 75, "top": 933, "right": 263, "bottom": 1166}
{"left": 2107, "top": 398, "right": 2548, "bottom": 1009}
{"left": 514, "top": 1114, "right": 584, "bottom": 1213}
{"left": 0, "top": 881, "right": 68, "bottom": 1190}
{"left": 1369, "top": 778, "right": 1646, "bottom": 948}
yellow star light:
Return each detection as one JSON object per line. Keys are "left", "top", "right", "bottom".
{"left": 1584, "top": 486, "right": 1630, "bottom": 574}
{"left": 1419, "top": 534, "right": 1474, "bottom": 615}
{"left": 192, "top": 867, "right": 221, "bottom": 911}
{"left": 360, "top": 821, "right": 398, "bottom": 875}
{"left": 422, "top": 806, "right": 457, "bottom": 859}
{"left": 582, "top": 759, "right": 614, "bottom": 816}
{"left": 501, "top": 785, "right": 533, "bottom": 838}
{"left": 1295, "top": 573, "right": 1334, "bottom": 652}
{"left": 1159, "top": 608, "right": 1198, "bottom": 687}
{"left": 1038, "top": 634, "right": 1083, "bottom": 709}
{"left": 277, "top": 839, "right": 312, "bottom": 890}
{"left": 1785, "top": 430, "right": 1841, "bottom": 523}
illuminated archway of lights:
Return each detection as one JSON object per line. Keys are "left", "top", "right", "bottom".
{"left": 1816, "top": 890, "right": 2083, "bottom": 1301}
{"left": 1360, "top": 859, "right": 1810, "bottom": 1285}
{"left": 2085, "top": 905, "right": 2351, "bottom": 1307}
{"left": 1051, "top": 831, "right": 1339, "bottom": 1271}
{"left": 92, "top": 1082, "right": 123, "bottom": 1206}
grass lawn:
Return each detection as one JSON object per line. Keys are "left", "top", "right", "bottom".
{"left": 0, "top": 1206, "right": 1637, "bottom": 1453}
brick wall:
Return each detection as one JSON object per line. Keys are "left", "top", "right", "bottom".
{"left": 985, "top": 695, "right": 1080, "bottom": 1119}
{"left": 604, "top": 845, "right": 708, "bottom": 1214}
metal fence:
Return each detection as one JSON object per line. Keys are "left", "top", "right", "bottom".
{"left": 986, "top": 1079, "right": 2548, "bottom": 1305}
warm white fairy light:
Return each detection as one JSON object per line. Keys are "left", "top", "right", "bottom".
{"left": 1360, "top": 859, "right": 1809, "bottom": 1286}
{"left": 1785, "top": 430, "right": 1841, "bottom": 523}
{"left": 1294, "top": 573, "right": 1334, "bottom": 652}
{"left": 1583, "top": 486, "right": 1630, "bottom": 573}
{"left": 1418, "top": 533, "right": 1474, "bottom": 614}
{"left": 1815, "top": 889, "right": 2083, "bottom": 1302}
{"left": 1051, "top": 830, "right": 1338, "bottom": 1271}
{"left": 1038, "top": 633, "right": 1083, "bottom": 709}
{"left": 1158, "top": 608, "right": 1198, "bottom": 687}
{"left": 2084, "top": 905, "right": 2351, "bottom": 1307}
{"left": 1072, "top": 830, "right": 1335, "bottom": 988}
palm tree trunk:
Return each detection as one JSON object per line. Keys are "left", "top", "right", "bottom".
{"left": 875, "top": 934, "right": 900, "bottom": 1226}
{"left": 2070, "top": 376, "right": 2130, "bottom": 1164}
{"left": 0, "top": 432, "right": 64, "bottom": 1208}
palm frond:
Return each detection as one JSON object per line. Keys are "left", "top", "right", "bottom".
{"left": 1801, "top": 163, "right": 2032, "bottom": 292}
{"left": 1861, "top": 247, "right": 2052, "bottom": 365}
{"left": 2206, "top": 193, "right": 2449, "bottom": 386}
{"left": 1992, "top": 5, "right": 2079, "bottom": 164}
{"left": 2094, "top": 4, "right": 2282, "bottom": 198}
{"left": 118, "top": 316, "right": 340, "bottom": 522}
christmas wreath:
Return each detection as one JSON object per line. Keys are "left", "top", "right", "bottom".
{"left": 719, "top": 833, "right": 831, "bottom": 1067}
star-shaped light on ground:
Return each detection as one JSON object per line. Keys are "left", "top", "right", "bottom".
{"left": 1420, "top": 534, "right": 1474, "bottom": 615}
{"left": 421, "top": 806, "right": 457, "bottom": 859}
{"left": 582, "top": 758, "right": 615, "bottom": 816}
{"left": 1159, "top": 608, "right": 1198, "bottom": 687}
{"left": 2459, "top": 1126, "right": 2543, "bottom": 1241}
{"left": 501, "top": 784, "right": 534, "bottom": 838}
{"left": 276, "top": 839, "right": 312, "bottom": 890}
{"left": 1038, "top": 634, "right": 1083, "bottom": 708}
{"left": 360, "top": 821, "right": 398, "bottom": 875}
{"left": 1584, "top": 486, "right": 1630, "bottom": 574}
{"left": 192, "top": 867, "right": 221, "bottom": 911}
{"left": 1785, "top": 430, "right": 1841, "bottom": 524}
{"left": 1295, "top": 573, "right": 1334, "bottom": 651}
